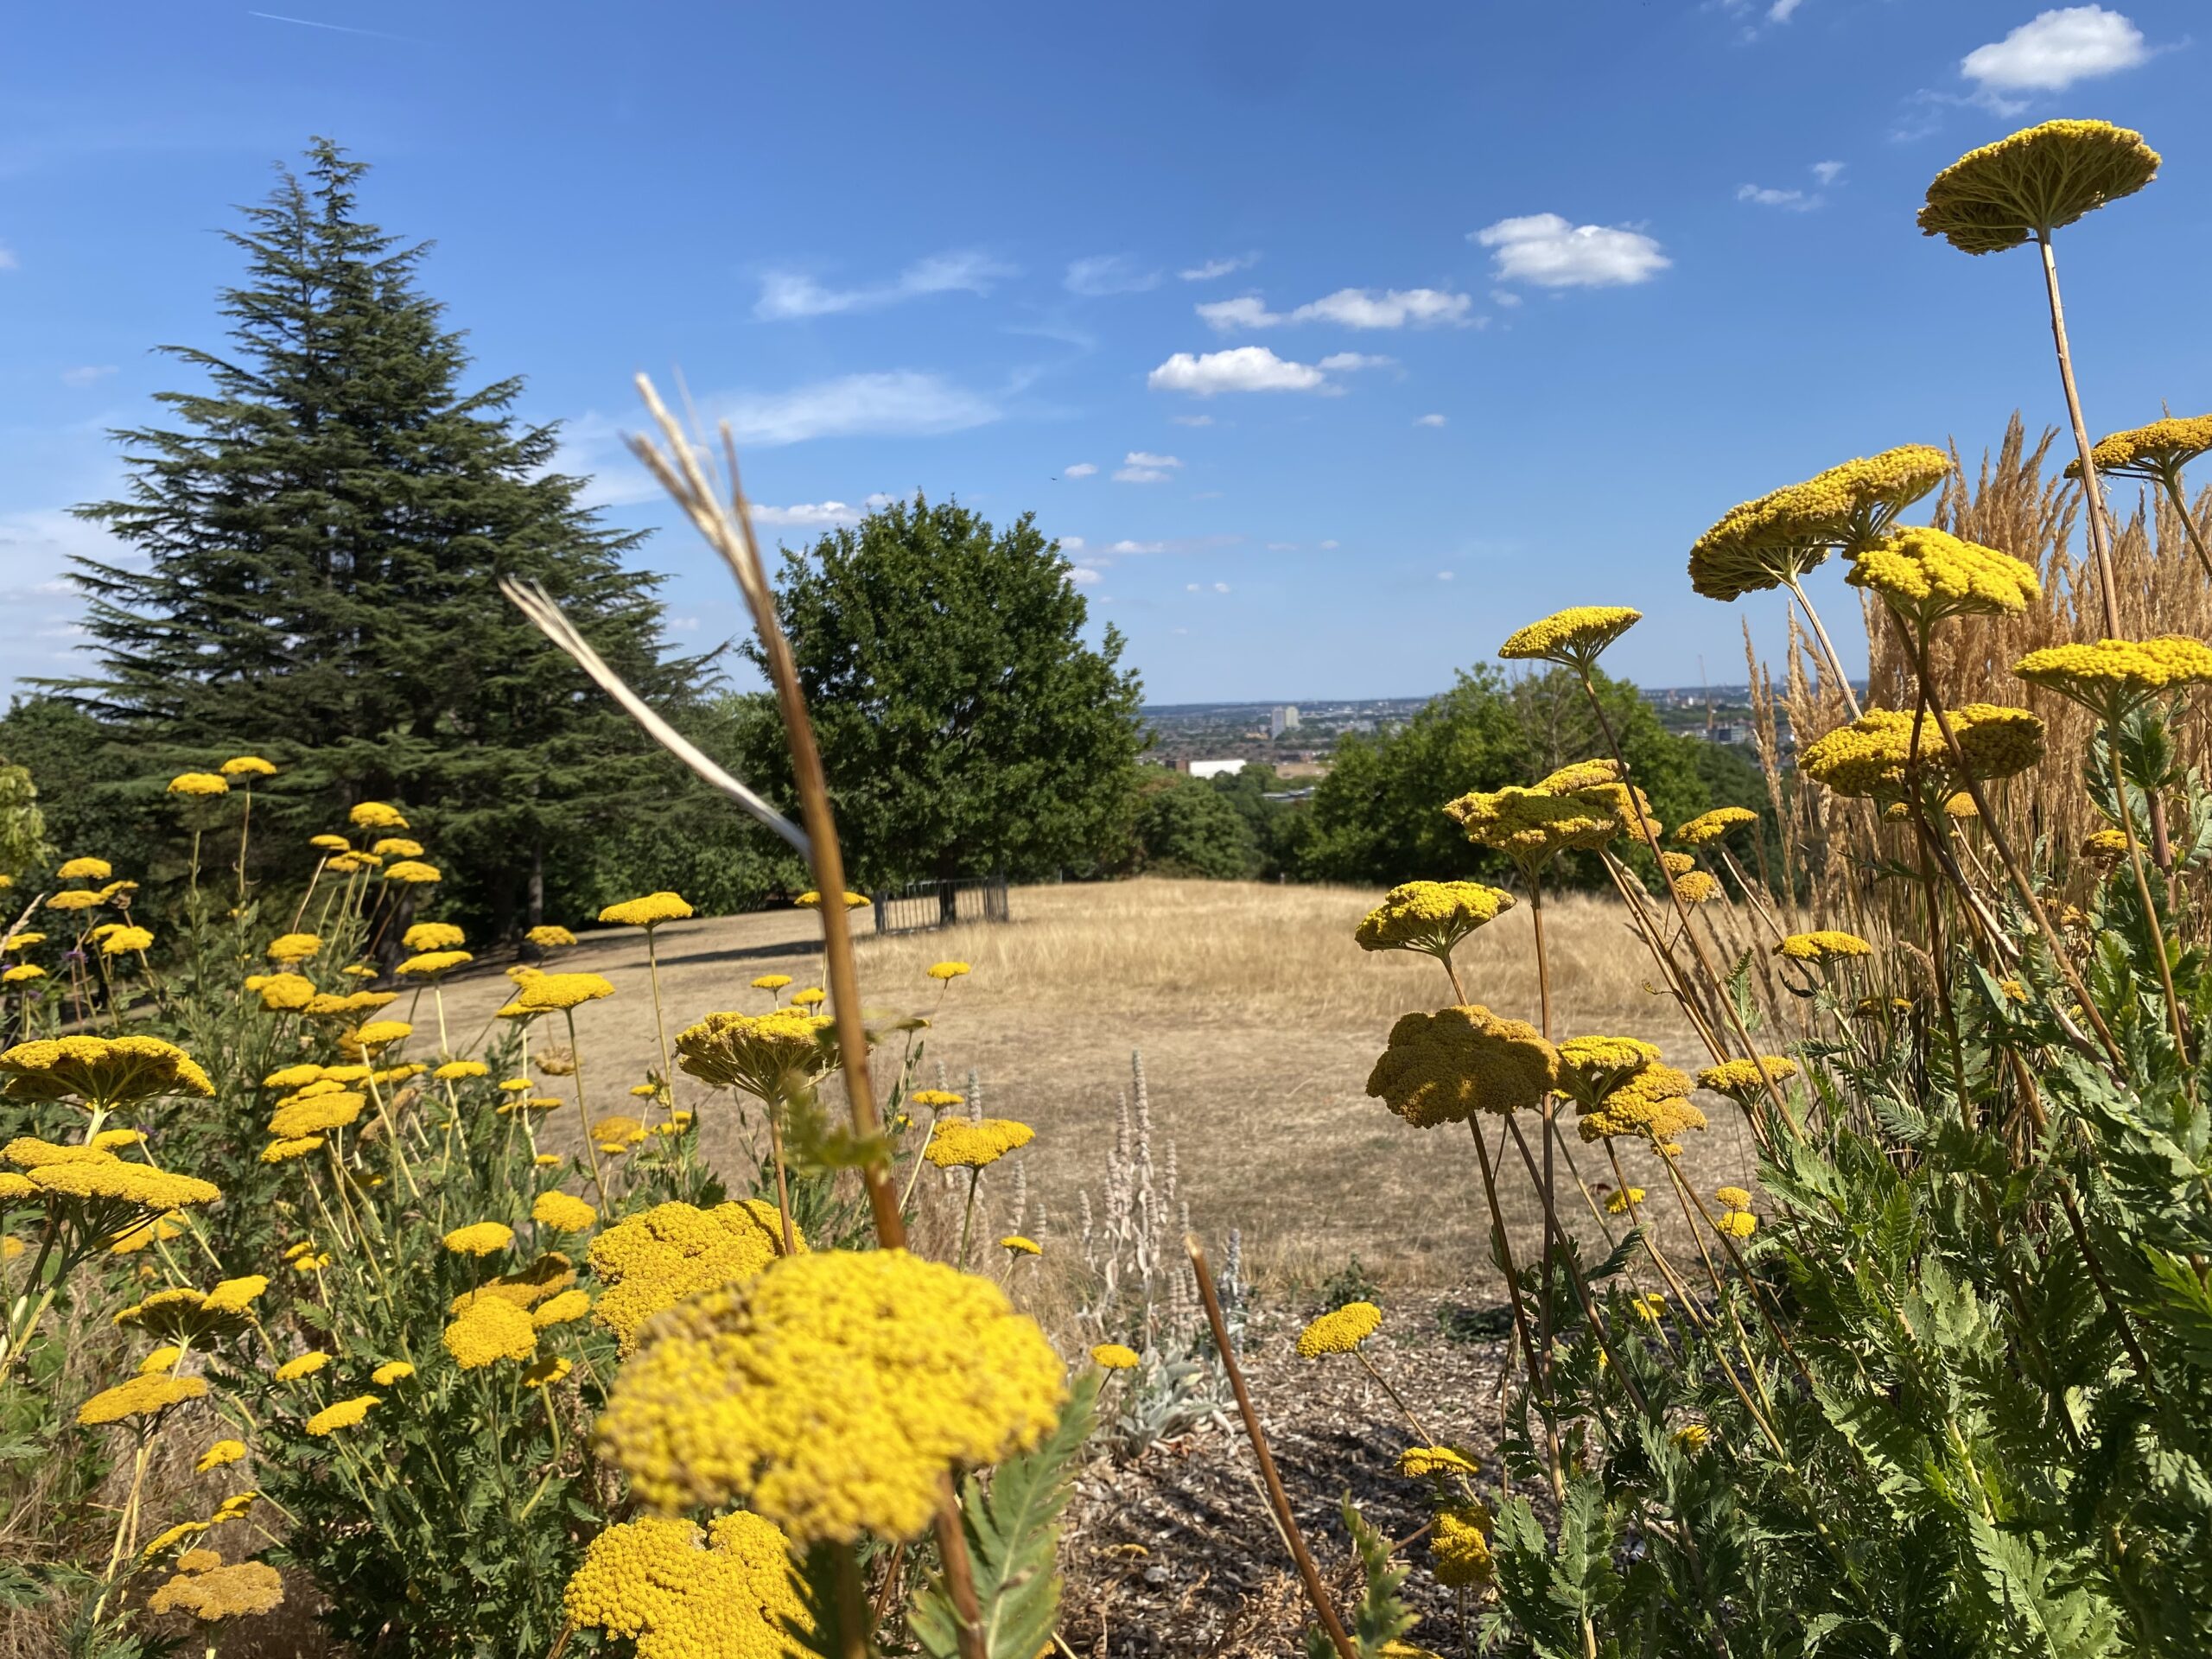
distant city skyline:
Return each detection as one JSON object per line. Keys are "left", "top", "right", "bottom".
{"left": 3, "top": 3, "right": 2205, "bottom": 704}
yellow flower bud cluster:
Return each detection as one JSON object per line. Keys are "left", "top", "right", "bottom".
{"left": 0, "top": 1034, "right": 214, "bottom": 1106}
{"left": 512, "top": 972, "right": 615, "bottom": 1013}
{"left": 1497, "top": 606, "right": 1641, "bottom": 668}
{"left": 1675, "top": 806, "right": 1758, "bottom": 847}
{"left": 3, "top": 1137, "right": 220, "bottom": 1214}
{"left": 563, "top": 1511, "right": 807, "bottom": 1659}
{"left": 532, "top": 1190, "right": 598, "bottom": 1234}
{"left": 1847, "top": 526, "right": 2040, "bottom": 626}
{"left": 1432, "top": 1506, "right": 1496, "bottom": 1587}
{"left": 304, "top": 1395, "right": 381, "bottom": 1436}
{"left": 923, "top": 1118, "right": 1036, "bottom": 1170}
{"left": 1697, "top": 1056, "right": 1798, "bottom": 1101}
{"left": 116, "top": 1276, "right": 267, "bottom": 1344}
{"left": 1918, "top": 119, "right": 2158, "bottom": 256}
{"left": 2068, "top": 413, "right": 2212, "bottom": 480}
{"left": 1798, "top": 705, "right": 2043, "bottom": 801}
{"left": 1296, "top": 1300, "right": 1382, "bottom": 1357}
{"left": 2014, "top": 636, "right": 2212, "bottom": 720}
{"left": 402, "top": 921, "right": 467, "bottom": 951}
{"left": 596, "top": 1249, "right": 1065, "bottom": 1542}
{"left": 1444, "top": 786, "right": 1618, "bottom": 873}
{"left": 148, "top": 1556, "right": 285, "bottom": 1622}
{"left": 1574, "top": 1059, "right": 1707, "bottom": 1156}
{"left": 1366, "top": 1006, "right": 1556, "bottom": 1128}
{"left": 442, "top": 1298, "right": 538, "bottom": 1370}
{"left": 78, "top": 1372, "right": 209, "bottom": 1426}
{"left": 1776, "top": 931, "right": 1873, "bottom": 964}
{"left": 674, "top": 1008, "right": 834, "bottom": 1103}
{"left": 1689, "top": 445, "right": 1951, "bottom": 600}
{"left": 1354, "top": 880, "right": 1516, "bottom": 961}
{"left": 589, "top": 1200, "right": 802, "bottom": 1353}
{"left": 598, "top": 891, "right": 695, "bottom": 928}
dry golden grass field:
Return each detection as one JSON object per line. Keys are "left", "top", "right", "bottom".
{"left": 429, "top": 878, "right": 1760, "bottom": 1288}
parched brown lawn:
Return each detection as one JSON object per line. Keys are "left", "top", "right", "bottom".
{"left": 428, "top": 878, "right": 1762, "bottom": 1288}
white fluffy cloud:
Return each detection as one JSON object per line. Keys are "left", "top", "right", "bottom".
{"left": 0, "top": 244, "right": 17, "bottom": 272}
{"left": 1068, "top": 565, "right": 1103, "bottom": 586}
{"left": 1115, "top": 450, "right": 1184, "bottom": 484}
{"left": 1179, "top": 254, "right": 1258, "bottom": 282}
{"left": 1473, "top": 214, "right": 1669, "bottom": 288}
{"left": 1738, "top": 183, "right": 1815, "bottom": 211}
{"left": 749, "top": 501, "right": 865, "bottom": 528}
{"left": 60, "top": 365, "right": 117, "bottom": 386}
{"left": 714, "top": 372, "right": 1001, "bottom": 445}
{"left": 1171, "top": 413, "right": 1215, "bottom": 427}
{"left": 1065, "top": 254, "right": 1160, "bottom": 296}
{"left": 1315, "top": 352, "right": 1393, "bottom": 372}
{"left": 754, "top": 251, "right": 1015, "bottom": 320}
{"left": 1812, "top": 160, "right": 1847, "bottom": 186}
{"left": 1414, "top": 413, "right": 1446, "bottom": 427}
{"left": 1109, "top": 538, "right": 1165, "bottom": 555}
{"left": 1962, "top": 6, "right": 2147, "bottom": 92}
{"left": 1147, "top": 346, "right": 1329, "bottom": 396}
{"left": 1064, "top": 461, "right": 1098, "bottom": 478}
{"left": 1197, "top": 286, "right": 1471, "bottom": 331}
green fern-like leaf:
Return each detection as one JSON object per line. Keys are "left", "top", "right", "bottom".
{"left": 1338, "top": 1495, "right": 1419, "bottom": 1656}
{"left": 910, "top": 1372, "right": 1100, "bottom": 1659}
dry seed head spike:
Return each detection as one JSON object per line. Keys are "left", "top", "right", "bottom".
{"left": 496, "top": 576, "right": 808, "bottom": 857}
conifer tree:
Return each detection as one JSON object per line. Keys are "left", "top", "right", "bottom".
{"left": 63, "top": 141, "right": 696, "bottom": 930}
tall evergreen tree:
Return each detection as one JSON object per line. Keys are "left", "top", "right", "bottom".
{"left": 62, "top": 140, "right": 696, "bottom": 931}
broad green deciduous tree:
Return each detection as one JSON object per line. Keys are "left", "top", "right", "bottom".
{"left": 746, "top": 496, "right": 1144, "bottom": 895}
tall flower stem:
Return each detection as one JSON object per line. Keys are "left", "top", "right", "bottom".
{"left": 1463, "top": 1115, "right": 1563, "bottom": 1503}
{"left": 2105, "top": 732, "right": 2194, "bottom": 1088}
{"left": 642, "top": 925, "right": 676, "bottom": 1125}
{"left": 1780, "top": 573, "right": 1863, "bottom": 720}
{"left": 2153, "top": 466, "right": 2212, "bottom": 582}
{"left": 562, "top": 1008, "right": 608, "bottom": 1217}
{"left": 1522, "top": 871, "right": 1560, "bottom": 1376}
{"left": 1186, "top": 1235, "right": 1357, "bottom": 1659}
{"left": 2037, "top": 231, "right": 2125, "bottom": 637}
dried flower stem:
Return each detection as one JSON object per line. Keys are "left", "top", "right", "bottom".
{"left": 1185, "top": 1234, "right": 1357, "bottom": 1659}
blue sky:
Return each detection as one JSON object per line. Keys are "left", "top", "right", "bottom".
{"left": 3, "top": 3, "right": 2206, "bottom": 705}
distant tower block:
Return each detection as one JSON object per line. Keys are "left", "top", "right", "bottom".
{"left": 1268, "top": 704, "right": 1300, "bottom": 739}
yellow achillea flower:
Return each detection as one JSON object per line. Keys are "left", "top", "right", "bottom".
{"left": 532, "top": 1288, "right": 593, "bottom": 1330}
{"left": 597, "top": 1249, "right": 1065, "bottom": 1541}
{"left": 256, "top": 973, "right": 316, "bottom": 1013}
{"left": 1444, "top": 785, "right": 1618, "bottom": 873}
{"left": 794, "top": 890, "right": 869, "bottom": 910}
{"left": 999, "top": 1234, "right": 1041, "bottom": 1256}
{"left": 138, "top": 1345, "right": 182, "bottom": 1375}
{"left": 308, "top": 834, "right": 352, "bottom": 854}
{"left": 264, "top": 932, "right": 322, "bottom": 966}
{"left": 168, "top": 772, "right": 230, "bottom": 798}
{"left": 349, "top": 801, "right": 408, "bottom": 830}
{"left": 442, "top": 1221, "right": 515, "bottom": 1256}
{"left": 1675, "top": 806, "right": 1758, "bottom": 847}
{"left": 21, "top": 1157, "right": 221, "bottom": 1212}
{"left": 42, "top": 891, "right": 106, "bottom": 916}
{"left": 1497, "top": 606, "right": 1641, "bottom": 671}
{"left": 434, "top": 1060, "right": 489, "bottom": 1081}
{"left": 346, "top": 1020, "right": 411, "bottom": 1052}
{"left": 1630, "top": 1292, "right": 1669, "bottom": 1323}
{"left": 1777, "top": 931, "right": 1872, "bottom": 964}
{"left": 78, "top": 1373, "right": 208, "bottom": 1425}
{"left": 1605, "top": 1186, "right": 1645, "bottom": 1214}
{"left": 1699, "top": 1056, "right": 1798, "bottom": 1100}
{"left": 1576, "top": 1066, "right": 1707, "bottom": 1156}
{"left": 56, "top": 856, "right": 112, "bottom": 880}
{"left": 273, "top": 1352, "right": 329, "bottom": 1382}
{"left": 1675, "top": 871, "right": 1721, "bottom": 905}
{"left": 196, "top": 1440, "right": 247, "bottom": 1473}
{"left": 523, "top": 1355, "right": 573, "bottom": 1389}
{"left": 443, "top": 1298, "right": 538, "bottom": 1370}
{"left": 1, "top": 931, "right": 43, "bottom": 951}
{"left": 563, "top": 1512, "right": 808, "bottom": 1659}
{"left": 790, "top": 988, "right": 827, "bottom": 1007}
{"left": 527, "top": 925, "right": 577, "bottom": 949}
{"left": 1432, "top": 1507, "right": 1496, "bottom": 1587}
{"left": 598, "top": 892, "right": 695, "bottom": 927}
{"left": 1675, "top": 1422, "right": 1712, "bottom": 1452}
{"left": 1, "top": 965, "right": 43, "bottom": 984}
{"left": 1799, "top": 704, "right": 2044, "bottom": 800}
{"left": 514, "top": 972, "right": 615, "bottom": 1012}
{"left": 207, "top": 1492, "right": 256, "bottom": 1524}
{"left": 1715, "top": 1186, "right": 1752, "bottom": 1211}
{"left": 750, "top": 973, "right": 793, "bottom": 992}
{"left": 589, "top": 1199, "right": 803, "bottom": 1353}
{"left": 2069, "top": 413, "right": 2212, "bottom": 483}
{"left": 267, "top": 1092, "right": 365, "bottom": 1139}
{"left": 219, "top": 755, "right": 276, "bottom": 778}
{"left": 1689, "top": 446, "right": 1952, "bottom": 600}
{"left": 1919, "top": 119, "right": 2158, "bottom": 256}
{"left": 534, "top": 1153, "right": 561, "bottom": 1167}
{"left": 402, "top": 921, "right": 466, "bottom": 952}
{"left": 396, "top": 950, "right": 472, "bottom": 980}
{"left": 1847, "top": 526, "right": 2040, "bottom": 627}
{"left": 372, "top": 1361, "right": 416, "bottom": 1385}
{"left": 1398, "top": 1444, "right": 1479, "bottom": 1478}
{"left": 1714, "top": 1211, "right": 1758, "bottom": 1240}
{"left": 327, "top": 851, "right": 382, "bottom": 874}
{"left": 592, "top": 1115, "right": 648, "bottom": 1154}
{"left": 2082, "top": 828, "right": 2129, "bottom": 862}
{"left": 148, "top": 1558, "right": 285, "bottom": 1622}
{"left": 1355, "top": 880, "right": 1515, "bottom": 963}
{"left": 1554, "top": 1035, "right": 1663, "bottom": 1109}
{"left": 370, "top": 837, "right": 423, "bottom": 859}
{"left": 532, "top": 1190, "right": 598, "bottom": 1234}
{"left": 1366, "top": 1006, "right": 1556, "bottom": 1128}
{"left": 2015, "top": 636, "right": 2212, "bottom": 723}
{"left": 139, "top": 1522, "right": 208, "bottom": 1560}
{"left": 116, "top": 1276, "right": 267, "bottom": 1344}
{"left": 451, "top": 1251, "right": 577, "bottom": 1314}
{"left": 261, "top": 1062, "right": 323, "bottom": 1090}
{"left": 1090, "top": 1343, "right": 1140, "bottom": 1370}
{"left": 99, "top": 925, "right": 155, "bottom": 956}
{"left": 0, "top": 1034, "right": 215, "bottom": 1106}
{"left": 923, "top": 1117, "right": 1036, "bottom": 1169}
{"left": 382, "top": 860, "right": 441, "bottom": 885}
{"left": 1296, "top": 1300, "right": 1381, "bottom": 1357}
{"left": 927, "top": 960, "right": 971, "bottom": 981}
{"left": 305, "top": 1395, "right": 381, "bottom": 1436}
{"left": 674, "top": 1008, "right": 834, "bottom": 1102}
